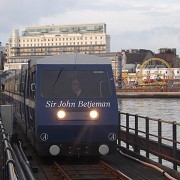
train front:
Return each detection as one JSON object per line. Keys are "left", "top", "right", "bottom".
{"left": 36, "top": 62, "right": 119, "bottom": 156}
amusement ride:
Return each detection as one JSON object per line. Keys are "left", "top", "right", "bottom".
{"left": 121, "top": 57, "right": 176, "bottom": 90}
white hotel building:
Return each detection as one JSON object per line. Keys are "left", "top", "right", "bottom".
{"left": 7, "top": 23, "right": 110, "bottom": 58}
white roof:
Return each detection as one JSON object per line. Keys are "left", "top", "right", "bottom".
{"left": 29, "top": 54, "right": 111, "bottom": 67}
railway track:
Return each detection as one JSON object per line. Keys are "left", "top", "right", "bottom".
{"left": 52, "top": 160, "right": 130, "bottom": 180}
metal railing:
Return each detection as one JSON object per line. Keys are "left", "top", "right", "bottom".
{"left": 0, "top": 116, "right": 36, "bottom": 180}
{"left": 0, "top": 118, "right": 18, "bottom": 180}
{"left": 118, "top": 112, "right": 180, "bottom": 171}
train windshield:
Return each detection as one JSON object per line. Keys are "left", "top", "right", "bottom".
{"left": 40, "top": 70, "right": 112, "bottom": 98}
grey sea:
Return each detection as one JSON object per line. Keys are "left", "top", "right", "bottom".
{"left": 118, "top": 98, "right": 180, "bottom": 123}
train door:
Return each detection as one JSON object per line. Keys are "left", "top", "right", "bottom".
{"left": 26, "top": 66, "right": 36, "bottom": 145}
{"left": 20, "top": 69, "right": 27, "bottom": 133}
{"left": 14, "top": 74, "right": 21, "bottom": 121}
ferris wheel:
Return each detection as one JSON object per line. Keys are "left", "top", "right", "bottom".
{"left": 138, "top": 58, "right": 173, "bottom": 84}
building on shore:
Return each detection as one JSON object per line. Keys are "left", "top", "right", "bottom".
{"left": 7, "top": 23, "right": 110, "bottom": 58}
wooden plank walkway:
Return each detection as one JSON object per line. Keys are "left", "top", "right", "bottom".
{"left": 102, "top": 154, "right": 174, "bottom": 180}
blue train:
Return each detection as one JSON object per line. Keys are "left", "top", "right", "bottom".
{"left": 2, "top": 54, "right": 119, "bottom": 156}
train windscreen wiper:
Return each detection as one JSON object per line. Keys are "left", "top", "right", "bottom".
{"left": 52, "top": 68, "right": 64, "bottom": 96}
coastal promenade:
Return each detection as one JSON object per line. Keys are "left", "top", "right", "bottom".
{"left": 117, "top": 90, "right": 180, "bottom": 98}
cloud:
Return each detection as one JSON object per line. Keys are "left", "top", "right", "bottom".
{"left": 112, "top": 26, "right": 180, "bottom": 54}
{"left": 0, "top": 0, "right": 83, "bottom": 33}
{"left": 1, "top": 0, "right": 180, "bottom": 55}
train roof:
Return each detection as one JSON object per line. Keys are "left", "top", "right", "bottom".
{"left": 29, "top": 54, "right": 111, "bottom": 67}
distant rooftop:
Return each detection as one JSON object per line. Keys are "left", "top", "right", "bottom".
{"left": 22, "top": 23, "right": 107, "bottom": 36}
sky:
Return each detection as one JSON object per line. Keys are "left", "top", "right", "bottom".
{"left": 1, "top": 0, "right": 180, "bottom": 55}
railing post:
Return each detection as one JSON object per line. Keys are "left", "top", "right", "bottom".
{"left": 126, "top": 113, "right": 129, "bottom": 149}
{"left": 134, "top": 114, "right": 140, "bottom": 153}
{"left": 158, "top": 119, "right": 162, "bottom": 164}
{"left": 172, "top": 121, "right": 177, "bottom": 171}
{"left": 118, "top": 111, "right": 121, "bottom": 146}
{"left": 145, "top": 117, "right": 149, "bottom": 158}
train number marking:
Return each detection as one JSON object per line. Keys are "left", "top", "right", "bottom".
{"left": 40, "top": 133, "right": 48, "bottom": 141}
{"left": 108, "top": 133, "right": 116, "bottom": 141}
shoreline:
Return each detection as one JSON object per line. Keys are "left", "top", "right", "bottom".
{"left": 116, "top": 91, "right": 180, "bottom": 98}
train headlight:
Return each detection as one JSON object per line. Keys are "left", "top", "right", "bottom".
{"left": 89, "top": 110, "right": 99, "bottom": 120}
{"left": 57, "top": 110, "right": 66, "bottom": 119}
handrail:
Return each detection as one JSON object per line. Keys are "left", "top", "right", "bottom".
{"left": 118, "top": 111, "right": 180, "bottom": 171}
{"left": 0, "top": 119, "right": 18, "bottom": 180}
